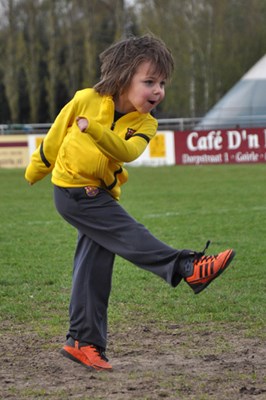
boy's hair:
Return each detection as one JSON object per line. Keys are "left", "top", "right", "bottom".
{"left": 94, "top": 34, "right": 174, "bottom": 97}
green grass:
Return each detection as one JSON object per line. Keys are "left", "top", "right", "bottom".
{"left": 0, "top": 165, "right": 265, "bottom": 338}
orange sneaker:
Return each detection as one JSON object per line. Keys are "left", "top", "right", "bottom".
{"left": 60, "top": 337, "right": 112, "bottom": 371}
{"left": 185, "top": 247, "right": 235, "bottom": 294}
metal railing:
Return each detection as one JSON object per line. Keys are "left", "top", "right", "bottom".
{"left": 1, "top": 114, "right": 266, "bottom": 134}
{"left": 0, "top": 119, "right": 202, "bottom": 134}
{"left": 0, "top": 123, "right": 51, "bottom": 135}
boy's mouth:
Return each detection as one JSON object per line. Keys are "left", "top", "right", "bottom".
{"left": 148, "top": 100, "right": 156, "bottom": 105}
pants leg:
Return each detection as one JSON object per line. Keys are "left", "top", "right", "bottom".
{"left": 54, "top": 186, "right": 184, "bottom": 286}
{"left": 68, "top": 232, "right": 114, "bottom": 348}
{"left": 54, "top": 186, "right": 187, "bottom": 348}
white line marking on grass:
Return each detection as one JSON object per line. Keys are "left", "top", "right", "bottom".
{"left": 27, "top": 220, "right": 56, "bottom": 225}
{"left": 145, "top": 206, "right": 266, "bottom": 219}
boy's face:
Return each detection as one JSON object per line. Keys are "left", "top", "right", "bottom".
{"left": 117, "top": 61, "right": 166, "bottom": 114}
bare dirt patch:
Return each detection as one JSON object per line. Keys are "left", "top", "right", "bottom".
{"left": 1, "top": 322, "right": 265, "bottom": 399}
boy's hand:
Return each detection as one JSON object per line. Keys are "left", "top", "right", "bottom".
{"left": 76, "top": 117, "right": 89, "bottom": 132}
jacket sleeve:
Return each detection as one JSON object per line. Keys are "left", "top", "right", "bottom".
{"left": 25, "top": 98, "right": 76, "bottom": 184}
{"left": 84, "top": 118, "right": 158, "bottom": 163}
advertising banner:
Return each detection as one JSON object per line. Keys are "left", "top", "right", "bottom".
{"left": 174, "top": 128, "right": 266, "bottom": 165}
{"left": 0, "top": 135, "right": 28, "bottom": 168}
{"left": 27, "top": 134, "right": 45, "bottom": 157}
{"left": 129, "top": 130, "right": 175, "bottom": 166}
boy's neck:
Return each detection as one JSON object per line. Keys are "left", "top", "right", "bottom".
{"left": 114, "top": 109, "right": 125, "bottom": 122}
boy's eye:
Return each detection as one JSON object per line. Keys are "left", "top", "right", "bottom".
{"left": 144, "top": 80, "right": 166, "bottom": 88}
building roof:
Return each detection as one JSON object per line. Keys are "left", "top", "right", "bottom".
{"left": 197, "top": 54, "right": 266, "bottom": 129}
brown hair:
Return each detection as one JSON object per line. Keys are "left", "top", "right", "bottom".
{"left": 94, "top": 34, "right": 174, "bottom": 97}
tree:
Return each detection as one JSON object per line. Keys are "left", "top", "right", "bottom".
{"left": 1, "top": 0, "right": 266, "bottom": 123}
{"left": 1, "top": 0, "right": 21, "bottom": 122}
{"left": 19, "top": 0, "right": 41, "bottom": 122}
{"left": 44, "top": 0, "right": 62, "bottom": 120}
{"left": 137, "top": 0, "right": 266, "bottom": 117}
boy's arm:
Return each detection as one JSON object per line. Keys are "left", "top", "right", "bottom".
{"left": 82, "top": 117, "right": 157, "bottom": 163}
{"left": 25, "top": 99, "right": 76, "bottom": 184}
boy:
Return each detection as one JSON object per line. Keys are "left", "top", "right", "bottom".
{"left": 25, "top": 34, "right": 235, "bottom": 371}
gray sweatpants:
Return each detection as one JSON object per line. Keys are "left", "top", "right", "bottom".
{"left": 54, "top": 185, "right": 186, "bottom": 349}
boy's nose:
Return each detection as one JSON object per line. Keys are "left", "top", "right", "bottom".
{"left": 153, "top": 84, "right": 162, "bottom": 94}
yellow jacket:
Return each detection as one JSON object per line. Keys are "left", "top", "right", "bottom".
{"left": 25, "top": 88, "right": 158, "bottom": 199}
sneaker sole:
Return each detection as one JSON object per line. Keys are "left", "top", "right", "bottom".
{"left": 60, "top": 348, "right": 94, "bottom": 370}
{"left": 193, "top": 249, "right": 236, "bottom": 294}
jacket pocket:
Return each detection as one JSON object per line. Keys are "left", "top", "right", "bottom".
{"left": 103, "top": 160, "right": 128, "bottom": 190}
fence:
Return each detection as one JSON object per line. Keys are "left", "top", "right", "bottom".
{"left": 1, "top": 114, "right": 266, "bottom": 134}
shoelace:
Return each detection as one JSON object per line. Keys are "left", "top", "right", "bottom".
{"left": 100, "top": 351, "right": 109, "bottom": 362}
{"left": 194, "top": 240, "right": 211, "bottom": 260}
{"left": 88, "top": 345, "right": 109, "bottom": 362}
{"left": 194, "top": 254, "right": 218, "bottom": 265}
{"left": 202, "top": 240, "right": 211, "bottom": 254}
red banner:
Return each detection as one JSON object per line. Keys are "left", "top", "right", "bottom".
{"left": 174, "top": 127, "right": 266, "bottom": 165}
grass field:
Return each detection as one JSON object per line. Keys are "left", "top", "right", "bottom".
{"left": 1, "top": 164, "right": 266, "bottom": 399}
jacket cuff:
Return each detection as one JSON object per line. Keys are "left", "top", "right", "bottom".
{"left": 85, "top": 119, "right": 103, "bottom": 141}
{"left": 25, "top": 164, "right": 46, "bottom": 184}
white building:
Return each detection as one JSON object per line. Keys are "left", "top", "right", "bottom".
{"left": 197, "top": 54, "right": 266, "bottom": 129}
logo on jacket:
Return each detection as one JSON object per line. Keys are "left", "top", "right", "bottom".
{"left": 125, "top": 128, "right": 136, "bottom": 140}
{"left": 85, "top": 186, "right": 100, "bottom": 197}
